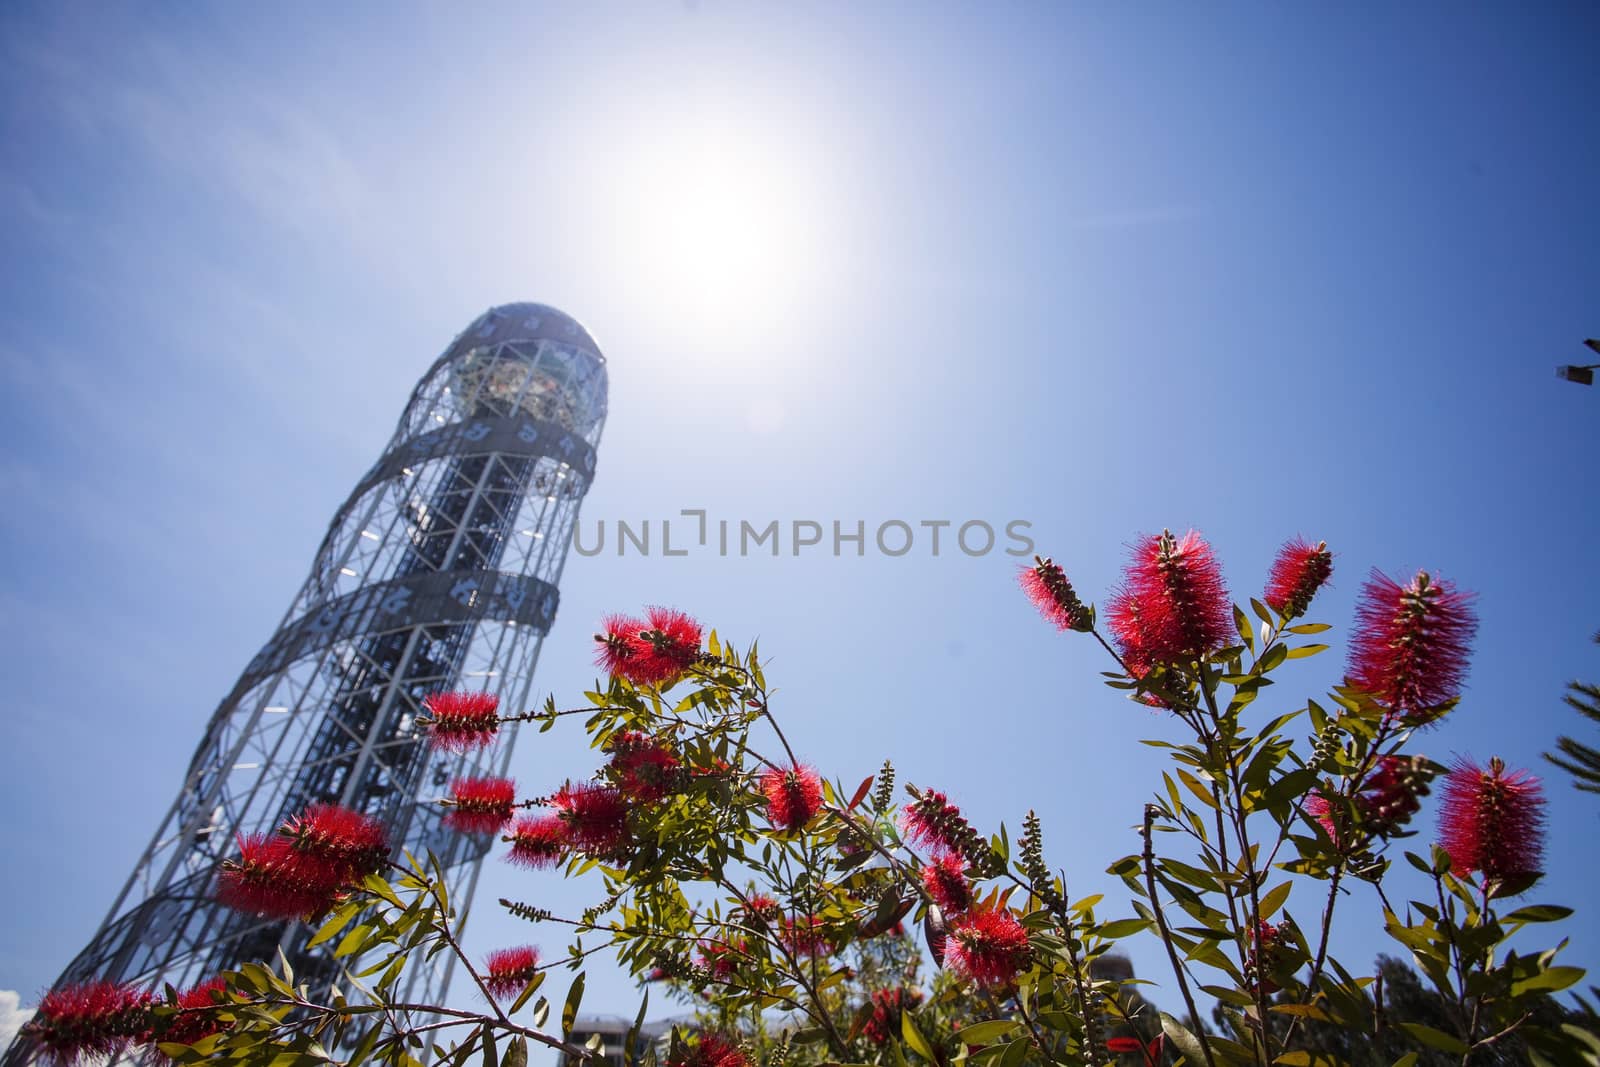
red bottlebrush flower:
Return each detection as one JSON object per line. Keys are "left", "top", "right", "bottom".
{"left": 282, "top": 803, "right": 389, "bottom": 884}
{"left": 1019, "top": 557, "right": 1094, "bottom": 633}
{"left": 422, "top": 691, "right": 501, "bottom": 751}
{"left": 506, "top": 815, "right": 566, "bottom": 869}
{"left": 1438, "top": 757, "right": 1546, "bottom": 886}
{"left": 595, "top": 613, "right": 648, "bottom": 678}
{"left": 483, "top": 946, "right": 541, "bottom": 1000}
{"left": 1263, "top": 539, "right": 1333, "bottom": 619}
{"left": 697, "top": 938, "right": 748, "bottom": 980}
{"left": 1109, "top": 530, "right": 1233, "bottom": 665}
{"left": 550, "top": 783, "right": 630, "bottom": 857}
{"left": 665, "top": 1034, "right": 747, "bottom": 1067}
{"left": 1347, "top": 569, "right": 1477, "bottom": 722}
{"left": 217, "top": 833, "right": 338, "bottom": 919}
{"left": 1106, "top": 1035, "right": 1164, "bottom": 1067}
{"left": 1307, "top": 755, "right": 1432, "bottom": 848}
{"left": 780, "top": 914, "right": 830, "bottom": 957}
{"left": 1106, "top": 624, "right": 1175, "bottom": 710}
{"left": 861, "top": 988, "right": 923, "bottom": 1046}
{"left": 945, "top": 907, "right": 1031, "bottom": 986}
{"left": 162, "top": 977, "right": 229, "bottom": 1047}
{"left": 645, "top": 967, "right": 671, "bottom": 982}
{"left": 594, "top": 608, "right": 704, "bottom": 687}
{"left": 761, "top": 765, "right": 823, "bottom": 831}
{"left": 445, "top": 777, "right": 517, "bottom": 834}
{"left": 741, "top": 894, "right": 781, "bottom": 922}
{"left": 922, "top": 852, "right": 973, "bottom": 915}
{"left": 26, "top": 981, "right": 154, "bottom": 1066}
{"left": 900, "top": 790, "right": 982, "bottom": 861}
{"left": 607, "top": 733, "right": 681, "bottom": 801}
{"left": 1248, "top": 921, "right": 1285, "bottom": 995}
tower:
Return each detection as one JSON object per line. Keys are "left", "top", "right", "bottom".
{"left": 22, "top": 303, "right": 607, "bottom": 1034}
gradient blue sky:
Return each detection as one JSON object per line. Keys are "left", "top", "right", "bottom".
{"left": 2, "top": 0, "right": 1598, "bottom": 1049}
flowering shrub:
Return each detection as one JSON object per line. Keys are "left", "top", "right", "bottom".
{"left": 19, "top": 531, "right": 1598, "bottom": 1067}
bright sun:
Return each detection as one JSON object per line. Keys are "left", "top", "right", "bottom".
{"left": 612, "top": 115, "right": 830, "bottom": 338}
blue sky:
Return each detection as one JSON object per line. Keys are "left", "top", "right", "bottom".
{"left": 2, "top": 0, "right": 1598, "bottom": 1050}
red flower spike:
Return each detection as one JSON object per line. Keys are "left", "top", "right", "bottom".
{"left": 761, "top": 766, "right": 823, "bottom": 831}
{"left": 1264, "top": 539, "right": 1334, "bottom": 619}
{"left": 1248, "top": 921, "right": 1284, "bottom": 995}
{"left": 922, "top": 852, "right": 973, "bottom": 915}
{"left": 1307, "top": 755, "right": 1430, "bottom": 848}
{"left": 1019, "top": 557, "right": 1094, "bottom": 633}
{"left": 594, "top": 608, "right": 703, "bottom": 687}
{"left": 697, "top": 939, "right": 748, "bottom": 980}
{"left": 445, "top": 777, "right": 517, "bottom": 834}
{"left": 1348, "top": 569, "right": 1477, "bottom": 722}
{"left": 945, "top": 907, "right": 1031, "bottom": 986}
{"left": 665, "top": 1034, "right": 747, "bottom": 1067}
{"left": 422, "top": 691, "right": 501, "bottom": 751}
{"left": 1438, "top": 757, "right": 1546, "bottom": 887}
{"left": 594, "top": 614, "right": 648, "bottom": 679}
{"left": 899, "top": 790, "right": 977, "bottom": 855}
{"left": 282, "top": 803, "right": 389, "bottom": 884}
{"left": 742, "top": 894, "right": 781, "bottom": 922}
{"left": 483, "top": 946, "right": 541, "bottom": 1000}
{"left": 607, "top": 733, "right": 681, "bottom": 802}
{"left": 861, "top": 988, "right": 924, "bottom": 1046}
{"left": 506, "top": 815, "right": 566, "bottom": 869}
{"left": 26, "top": 981, "right": 154, "bottom": 1066}
{"left": 1106, "top": 1035, "right": 1164, "bottom": 1067}
{"left": 163, "top": 977, "right": 229, "bottom": 1048}
{"left": 550, "top": 783, "right": 630, "bottom": 857}
{"left": 1109, "top": 530, "right": 1233, "bottom": 665}
{"left": 217, "top": 833, "right": 338, "bottom": 919}
{"left": 780, "top": 914, "right": 830, "bottom": 957}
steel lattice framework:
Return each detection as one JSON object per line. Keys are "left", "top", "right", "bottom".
{"left": 13, "top": 303, "right": 607, "bottom": 1059}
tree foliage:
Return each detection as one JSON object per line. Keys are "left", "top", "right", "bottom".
{"left": 19, "top": 535, "right": 1600, "bottom": 1067}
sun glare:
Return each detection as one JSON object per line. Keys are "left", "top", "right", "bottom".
{"left": 612, "top": 116, "right": 830, "bottom": 339}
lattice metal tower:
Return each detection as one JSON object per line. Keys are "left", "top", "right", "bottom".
{"left": 16, "top": 303, "right": 607, "bottom": 1051}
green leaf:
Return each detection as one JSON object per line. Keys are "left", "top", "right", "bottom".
{"left": 307, "top": 904, "right": 362, "bottom": 949}
{"left": 1511, "top": 966, "right": 1585, "bottom": 996}
{"left": 481, "top": 1023, "right": 498, "bottom": 1067}
{"left": 901, "top": 1010, "right": 936, "bottom": 1062}
{"left": 561, "top": 974, "right": 586, "bottom": 1041}
{"left": 1286, "top": 644, "right": 1330, "bottom": 659}
{"left": 509, "top": 971, "right": 545, "bottom": 1016}
{"left": 955, "top": 1021, "right": 1020, "bottom": 1046}
{"left": 625, "top": 990, "right": 649, "bottom": 1067}
{"left": 1177, "top": 769, "right": 1219, "bottom": 810}
{"left": 502, "top": 1036, "right": 527, "bottom": 1067}
{"left": 362, "top": 874, "right": 405, "bottom": 910}
{"left": 1504, "top": 905, "right": 1574, "bottom": 924}
{"left": 335, "top": 923, "right": 373, "bottom": 960}
{"left": 1274, "top": 1052, "right": 1345, "bottom": 1066}
{"left": 1396, "top": 1023, "right": 1469, "bottom": 1055}
{"left": 997, "top": 1038, "right": 1030, "bottom": 1067}
{"left": 1259, "top": 881, "right": 1292, "bottom": 921}
{"left": 531, "top": 997, "right": 549, "bottom": 1029}
{"left": 1159, "top": 1013, "right": 1209, "bottom": 1066}
{"left": 1389, "top": 1055, "right": 1418, "bottom": 1067}
{"left": 1097, "top": 918, "right": 1153, "bottom": 939}
{"left": 1235, "top": 605, "right": 1255, "bottom": 653}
